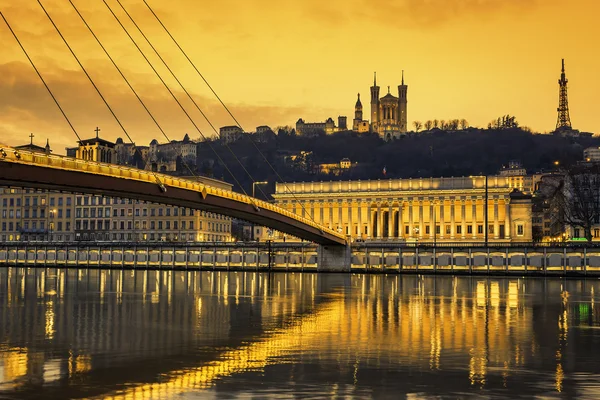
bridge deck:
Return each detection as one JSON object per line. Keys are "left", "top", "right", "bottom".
{"left": 0, "top": 144, "right": 346, "bottom": 245}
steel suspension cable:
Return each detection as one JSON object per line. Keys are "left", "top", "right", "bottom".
{"left": 141, "top": 0, "right": 320, "bottom": 226}
{"left": 114, "top": 0, "right": 268, "bottom": 201}
{"left": 0, "top": 12, "right": 82, "bottom": 142}
{"left": 67, "top": 0, "right": 197, "bottom": 178}
{"left": 36, "top": 0, "right": 164, "bottom": 187}
{"left": 101, "top": 0, "right": 254, "bottom": 200}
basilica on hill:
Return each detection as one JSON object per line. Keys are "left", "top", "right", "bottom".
{"left": 298, "top": 71, "right": 408, "bottom": 141}
{"left": 353, "top": 72, "right": 408, "bottom": 140}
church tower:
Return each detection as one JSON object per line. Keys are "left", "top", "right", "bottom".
{"left": 397, "top": 70, "right": 408, "bottom": 133}
{"left": 354, "top": 93, "right": 363, "bottom": 120}
{"left": 370, "top": 72, "right": 380, "bottom": 132}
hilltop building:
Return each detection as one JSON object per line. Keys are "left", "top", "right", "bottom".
{"left": 352, "top": 94, "right": 370, "bottom": 133}
{"left": 296, "top": 116, "right": 348, "bottom": 136}
{"left": 14, "top": 133, "right": 51, "bottom": 154}
{"left": 370, "top": 71, "right": 408, "bottom": 140}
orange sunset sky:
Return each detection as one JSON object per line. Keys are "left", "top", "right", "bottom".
{"left": 0, "top": 0, "right": 598, "bottom": 153}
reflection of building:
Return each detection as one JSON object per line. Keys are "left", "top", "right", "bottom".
{"left": 370, "top": 71, "right": 408, "bottom": 140}
{"left": 273, "top": 176, "right": 532, "bottom": 242}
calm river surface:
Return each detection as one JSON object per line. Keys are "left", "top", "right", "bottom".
{"left": 1, "top": 267, "right": 600, "bottom": 399}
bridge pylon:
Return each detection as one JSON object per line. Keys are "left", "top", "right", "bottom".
{"left": 317, "top": 245, "right": 352, "bottom": 272}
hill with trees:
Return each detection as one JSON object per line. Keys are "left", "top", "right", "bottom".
{"left": 193, "top": 126, "right": 598, "bottom": 199}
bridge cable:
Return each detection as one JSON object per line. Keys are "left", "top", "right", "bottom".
{"left": 35, "top": 0, "right": 166, "bottom": 189}
{"left": 0, "top": 12, "right": 82, "bottom": 143}
{"left": 101, "top": 0, "right": 258, "bottom": 201}
{"left": 141, "top": 0, "right": 320, "bottom": 226}
{"left": 113, "top": 0, "right": 268, "bottom": 201}
{"left": 67, "top": 0, "right": 198, "bottom": 180}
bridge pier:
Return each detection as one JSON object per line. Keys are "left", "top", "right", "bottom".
{"left": 317, "top": 245, "right": 351, "bottom": 272}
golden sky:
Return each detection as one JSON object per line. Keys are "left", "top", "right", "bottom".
{"left": 0, "top": 0, "right": 598, "bottom": 153}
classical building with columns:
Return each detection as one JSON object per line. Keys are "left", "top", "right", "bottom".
{"left": 272, "top": 176, "right": 532, "bottom": 243}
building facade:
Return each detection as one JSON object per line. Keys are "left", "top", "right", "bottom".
{"left": 272, "top": 176, "right": 532, "bottom": 243}
{"left": 0, "top": 135, "right": 232, "bottom": 243}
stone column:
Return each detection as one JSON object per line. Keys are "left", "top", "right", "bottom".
{"left": 450, "top": 198, "right": 456, "bottom": 240}
{"left": 461, "top": 199, "right": 467, "bottom": 240}
{"left": 376, "top": 203, "right": 382, "bottom": 238}
{"left": 397, "top": 202, "right": 403, "bottom": 238}
{"left": 357, "top": 200, "right": 363, "bottom": 239}
{"left": 408, "top": 200, "right": 414, "bottom": 239}
{"left": 472, "top": 198, "right": 478, "bottom": 240}
{"left": 439, "top": 199, "right": 445, "bottom": 239}
{"left": 494, "top": 199, "right": 499, "bottom": 240}
{"left": 430, "top": 201, "right": 435, "bottom": 241}
{"left": 388, "top": 203, "right": 393, "bottom": 239}
{"left": 329, "top": 202, "right": 334, "bottom": 230}
{"left": 367, "top": 203, "right": 372, "bottom": 238}
{"left": 418, "top": 200, "right": 424, "bottom": 239}
{"left": 348, "top": 200, "right": 353, "bottom": 238}
{"left": 338, "top": 201, "right": 343, "bottom": 233}
{"left": 504, "top": 199, "right": 511, "bottom": 240}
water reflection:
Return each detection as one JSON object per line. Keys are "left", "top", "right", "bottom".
{"left": 1, "top": 268, "right": 600, "bottom": 398}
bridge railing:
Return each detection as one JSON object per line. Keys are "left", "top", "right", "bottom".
{"left": 0, "top": 144, "right": 343, "bottom": 240}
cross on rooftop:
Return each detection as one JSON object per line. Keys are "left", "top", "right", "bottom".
{"left": 29, "top": 132, "right": 34, "bottom": 145}
{"left": 95, "top": 126, "right": 101, "bottom": 138}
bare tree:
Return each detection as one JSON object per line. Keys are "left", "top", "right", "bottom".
{"left": 412, "top": 121, "right": 423, "bottom": 132}
{"left": 459, "top": 119, "right": 469, "bottom": 130}
{"left": 552, "top": 164, "right": 600, "bottom": 241}
{"left": 424, "top": 120, "right": 433, "bottom": 130}
{"left": 433, "top": 119, "right": 439, "bottom": 129}
{"left": 440, "top": 120, "right": 446, "bottom": 130}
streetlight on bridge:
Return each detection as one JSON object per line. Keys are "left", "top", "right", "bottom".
{"left": 251, "top": 181, "right": 268, "bottom": 241}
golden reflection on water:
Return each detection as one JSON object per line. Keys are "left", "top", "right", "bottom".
{"left": 1, "top": 269, "right": 600, "bottom": 398}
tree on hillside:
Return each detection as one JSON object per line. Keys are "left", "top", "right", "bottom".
{"left": 488, "top": 115, "right": 518, "bottom": 129}
{"left": 552, "top": 163, "right": 600, "bottom": 241}
{"left": 424, "top": 120, "right": 433, "bottom": 130}
{"left": 413, "top": 121, "right": 423, "bottom": 132}
{"left": 433, "top": 119, "right": 439, "bottom": 129}
{"left": 460, "top": 119, "right": 469, "bottom": 130}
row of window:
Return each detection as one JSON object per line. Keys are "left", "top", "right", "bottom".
{"left": 337, "top": 223, "right": 526, "bottom": 237}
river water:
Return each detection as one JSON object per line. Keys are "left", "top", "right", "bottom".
{"left": 1, "top": 267, "right": 600, "bottom": 399}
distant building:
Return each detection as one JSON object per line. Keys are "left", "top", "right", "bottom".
{"left": 296, "top": 116, "right": 348, "bottom": 136}
{"left": 76, "top": 128, "right": 116, "bottom": 163}
{"left": 14, "top": 133, "right": 51, "bottom": 154}
{"left": 352, "top": 93, "right": 370, "bottom": 133}
{"left": 317, "top": 158, "right": 356, "bottom": 175}
{"left": 499, "top": 160, "right": 527, "bottom": 176}
{"left": 220, "top": 126, "right": 244, "bottom": 143}
{"left": 583, "top": 147, "right": 600, "bottom": 162}
{"left": 370, "top": 71, "right": 408, "bottom": 140}
{"left": 273, "top": 176, "right": 532, "bottom": 243}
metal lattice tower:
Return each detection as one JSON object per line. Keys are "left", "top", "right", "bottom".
{"left": 556, "top": 58, "right": 572, "bottom": 130}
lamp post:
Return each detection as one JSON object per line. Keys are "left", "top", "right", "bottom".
{"left": 49, "top": 208, "right": 57, "bottom": 242}
{"left": 484, "top": 174, "right": 488, "bottom": 247}
{"left": 251, "top": 181, "right": 268, "bottom": 241}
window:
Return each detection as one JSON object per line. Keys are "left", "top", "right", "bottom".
{"left": 174, "top": 221, "right": 178, "bottom": 230}
{"left": 158, "top": 221, "right": 163, "bottom": 229}
{"left": 405, "top": 225, "right": 409, "bottom": 235}
{"left": 66, "top": 209, "right": 71, "bottom": 218}
{"left": 181, "top": 221, "right": 186, "bottom": 230}
{"left": 128, "top": 221, "right": 132, "bottom": 229}
{"left": 151, "top": 209, "right": 156, "bottom": 217}
{"left": 67, "top": 198, "right": 72, "bottom": 206}
{"left": 594, "top": 229, "right": 600, "bottom": 239}
{"left": 467, "top": 225, "right": 473, "bottom": 234}
{"left": 456, "top": 225, "right": 462, "bottom": 235}
{"left": 158, "top": 208, "right": 163, "bottom": 216}
{"left": 166, "top": 208, "right": 171, "bottom": 217}
{"left": 517, "top": 224, "right": 524, "bottom": 236}
{"left": 435, "top": 225, "right": 440, "bottom": 235}
{"left": 445, "top": 225, "right": 451, "bottom": 235}
{"left": 190, "top": 221, "right": 194, "bottom": 230}
{"left": 477, "top": 225, "right": 484, "bottom": 234}
{"left": 120, "top": 221, "right": 125, "bottom": 230}
{"left": 574, "top": 228, "right": 580, "bottom": 238}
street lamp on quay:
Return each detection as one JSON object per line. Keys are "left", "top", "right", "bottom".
{"left": 251, "top": 181, "right": 268, "bottom": 241}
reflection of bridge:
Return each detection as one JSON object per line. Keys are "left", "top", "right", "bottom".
{"left": 0, "top": 145, "right": 346, "bottom": 246}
